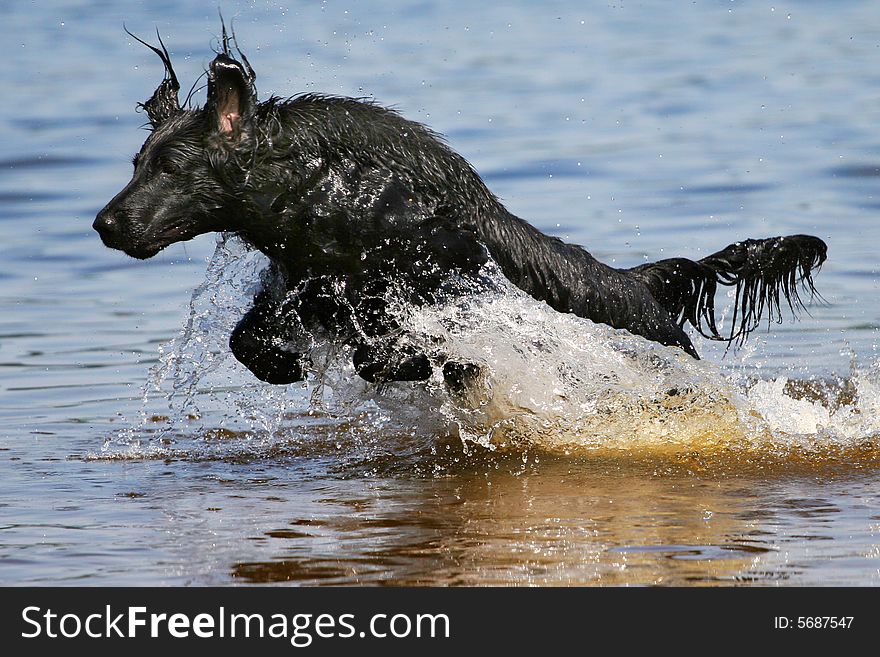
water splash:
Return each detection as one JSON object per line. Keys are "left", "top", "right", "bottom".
{"left": 101, "top": 235, "right": 880, "bottom": 466}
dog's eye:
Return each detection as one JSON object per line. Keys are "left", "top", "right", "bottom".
{"left": 157, "top": 157, "right": 177, "bottom": 175}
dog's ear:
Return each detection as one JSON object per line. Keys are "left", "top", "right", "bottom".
{"left": 206, "top": 53, "right": 256, "bottom": 140}
{"left": 126, "top": 27, "right": 181, "bottom": 127}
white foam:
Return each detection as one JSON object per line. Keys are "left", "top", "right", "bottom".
{"left": 102, "top": 235, "right": 880, "bottom": 459}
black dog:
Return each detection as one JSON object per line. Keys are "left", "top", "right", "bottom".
{"left": 94, "top": 29, "right": 827, "bottom": 387}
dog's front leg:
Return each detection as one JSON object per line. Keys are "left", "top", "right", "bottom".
{"left": 343, "top": 293, "right": 431, "bottom": 383}
{"left": 229, "top": 291, "right": 310, "bottom": 385}
{"left": 351, "top": 338, "right": 432, "bottom": 383}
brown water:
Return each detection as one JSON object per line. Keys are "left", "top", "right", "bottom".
{"left": 2, "top": 1, "right": 880, "bottom": 586}
{"left": 75, "top": 432, "right": 880, "bottom": 586}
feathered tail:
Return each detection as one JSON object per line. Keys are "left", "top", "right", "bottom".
{"left": 627, "top": 234, "right": 827, "bottom": 345}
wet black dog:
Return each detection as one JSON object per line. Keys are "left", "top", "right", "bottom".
{"left": 95, "top": 30, "right": 827, "bottom": 387}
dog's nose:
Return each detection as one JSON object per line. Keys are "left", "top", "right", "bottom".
{"left": 93, "top": 208, "right": 120, "bottom": 240}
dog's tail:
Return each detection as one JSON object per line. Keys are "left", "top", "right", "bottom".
{"left": 627, "top": 234, "right": 827, "bottom": 344}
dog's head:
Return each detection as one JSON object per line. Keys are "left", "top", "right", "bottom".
{"left": 94, "top": 28, "right": 257, "bottom": 259}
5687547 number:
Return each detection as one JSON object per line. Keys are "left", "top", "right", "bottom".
{"left": 774, "top": 617, "right": 854, "bottom": 629}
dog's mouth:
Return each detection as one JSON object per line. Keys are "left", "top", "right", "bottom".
{"left": 122, "top": 242, "right": 164, "bottom": 260}
{"left": 133, "top": 223, "right": 202, "bottom": 259}
{"left": 95, "top": 221, "right": 201, "bottom": 260}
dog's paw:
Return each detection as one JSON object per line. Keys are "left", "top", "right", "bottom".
{"left": 442, "top": 361, "right": 483, "bottom": 395}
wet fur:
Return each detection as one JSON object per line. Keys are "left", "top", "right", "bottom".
{"left": 94, "top": 29, "right": 827, "bottom": 385}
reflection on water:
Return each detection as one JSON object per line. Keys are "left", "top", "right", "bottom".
{"left": 186, "top": 451, "right": 876, "bottom": 586}
{"left": 89, "top": 395, "right": 880, "bottom": 587}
